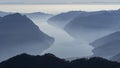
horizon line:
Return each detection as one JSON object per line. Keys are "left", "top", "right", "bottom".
{"left": 0, "top": 2, "right": 120, "bottom": 5}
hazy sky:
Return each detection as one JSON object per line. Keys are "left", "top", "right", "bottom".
{"left": 0, "top": 0, "right": 120, "bottom": 4}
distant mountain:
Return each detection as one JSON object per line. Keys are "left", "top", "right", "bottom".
{"left": 90, "top": 31, "right": 120, "bottom": 59}
{"left": 0, "top": 53, "right": 119, "bottom": 68}
{"left": 0, "top": 13, "right": 54, "bottom": 61}
{"left": 110, "top": 53, "right": 120, "bottom": 62}
{"left": 47, "top": 11, "right": 83, "bottom": 28}
{"left": 0, "top": 11, "right": 11, "bottom": 17}
{"left": 64, "top": 10, "right": 120, "bottom": 41}
{"left": 0, "top": 11, "right": 53, "bottom": 22}
{"left": 25, "top": 12, "right": 53, "bottom": 22}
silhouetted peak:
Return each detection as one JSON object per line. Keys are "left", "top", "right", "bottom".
{"left": 2, "top": 13, "right": 28, "bottom": 20}
{"left": 1, "top": 13, "right": 33, "bottom": 24}
{"left": 9, "top": 53, "right": 33, "bottom": 60}
{"left": 4, "top": 13, "right": 22, "bottom": 17}
{"left": 26, "top": 12, "right": 52, "bottom": 16}
{"left": 43, "top": 53, "right": 57, "bottom": 58}
{"left": 17, "top": 53, "right": 31, "bottom": 57}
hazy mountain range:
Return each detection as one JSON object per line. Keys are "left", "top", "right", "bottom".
{"left": 0, "top": 11, "right": 53, "bottom": 22}
{"left": 47, "top": 9, "right": 120, "bottom": 61}
{"left": 48, "top": 11, "right": 82, "bottom": 28}
{"left": 1, "top": 9, "right": 120, "bottom": 63}
{"left": 64, "top": 9, "right": 120, "bottom": 42}
{"left": 25, "top": 12, "right": 53, "bottom": 22}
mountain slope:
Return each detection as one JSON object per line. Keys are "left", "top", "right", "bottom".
{"left": 0, "top": 13, "right": 54, "bottom": 61}
{"left": 90, "top": 31, "right": 120, "bottom": 59}
{"left": 47, "top": 11, "right": 83, "bottom": 28}
{"left": 64, "top": 10, "right": 120, "bottom": 41}
{"left": 25, "top": 12, "right": 53, "bottom": 22}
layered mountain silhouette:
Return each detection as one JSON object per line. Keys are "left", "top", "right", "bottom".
{"left": 0, "top": 53, "right": 119, "bottom": 68}
{"left": 0, "top": 11, "right": 53, "bottom": 22}
{"left": 0, "top": 13, "right": 54, "bottom": 61}
{"left": 25, "top": 12, "right": 53, "bottom": 22}
{"left": 64, "top": 10, "right": 120, "bottom": 41}
{"left": 90, "top": 31, "right": 120, "bottom": 59}
{"left": 47, "top": 11, "right": 82, "bottom": 28}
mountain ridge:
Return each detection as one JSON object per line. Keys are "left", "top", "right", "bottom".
{"left": 0, "top": 53, "right": 119, "bottom": 68}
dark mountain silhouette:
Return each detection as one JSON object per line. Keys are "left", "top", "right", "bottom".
{"left": 0, "top": 13, "right": 54, "bottom": 61}
{"left": 0, "top": 53, "right": 67, "bottom": 68}
{"left": 0, "top": 53, "right": 119, "bottom": 68}
{"left": 64, "top": 10, "right": 120, "bottom": 40}
{"left": 25, "top": 12, "right": 53, "bottom": 22}
{"left": 47, "top": 11, "right": 83, "bottom": 28}
{"left": 90, "top": 31, "right": 120, "bottom": 59}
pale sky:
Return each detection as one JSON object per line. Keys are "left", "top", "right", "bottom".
{"left": 0, "top": 0, "right": 120, "bottom": 4}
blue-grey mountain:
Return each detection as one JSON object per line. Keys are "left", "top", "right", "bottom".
{"left": 47, "top": 11, "right": 82, "bottom": 28}
{"left": 25, "top": 12, "right": 53, "bottom": 22}
{"left": 0, "top": 13, "right": 54, "bottom": 61}
{"left": 64, "top": 10, "right": 120, "bottom": 41}
{"left": 90, "top": 31, "right": 120, "bottom": 59}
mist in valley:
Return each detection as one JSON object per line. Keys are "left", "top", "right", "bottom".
{"left": 1, "top": 5, "right": 120, "bottom": 62}
{"left": 32, "top": 19, "right": 93, "bottom": 58}
{"left": 26, "top": 8, "right": 120, "bottom": 59}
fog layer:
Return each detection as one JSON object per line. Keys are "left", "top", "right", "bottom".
{"left": 32, "top": 20, "right": 93, "bottom": 58}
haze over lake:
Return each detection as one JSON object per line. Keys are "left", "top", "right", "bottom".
{"left": 1, "top": 4, "right": 120, "bottom": 58}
